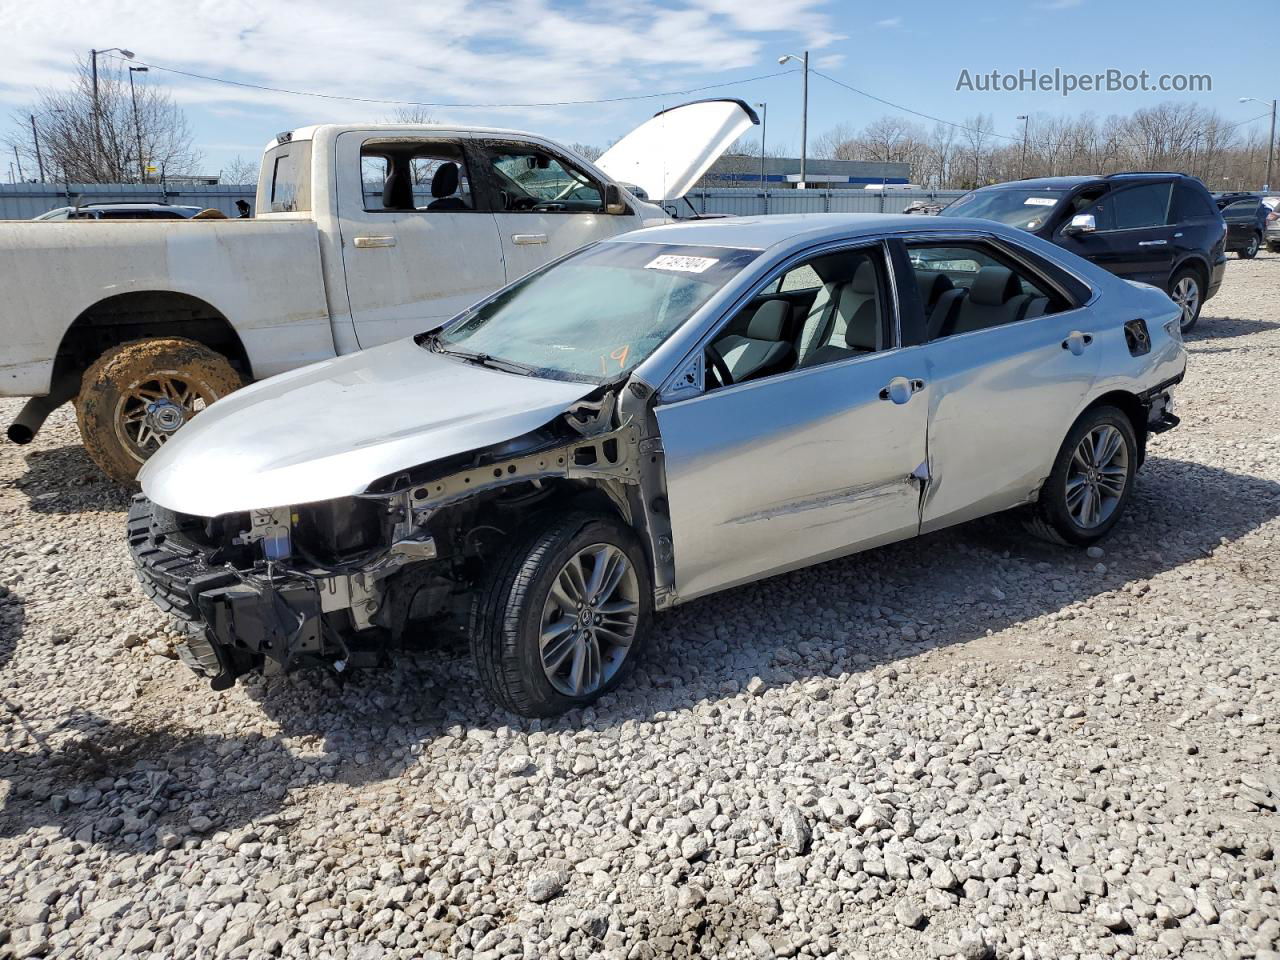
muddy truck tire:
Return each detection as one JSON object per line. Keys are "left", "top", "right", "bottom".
{"left": 76, "top": 337, "right": 243, "bottom": 484}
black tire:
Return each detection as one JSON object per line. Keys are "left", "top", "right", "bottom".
{"left": 1167, "top": 267, "right": 1204, "bottom": 334}
{"left": 1268, "top": 241, "right": 1280, "bottom": 254}
{"left": 1026, "top": 405, "right": 1138, "bottom": 547}
{"left": 76, "top": 337, "right": 243, "bottom": 484}
{"left": 1238, "top": 234, "right": 1261, "bottom": 259}
{"left": 469, "top": 511, "right": 653, "bottom": 717}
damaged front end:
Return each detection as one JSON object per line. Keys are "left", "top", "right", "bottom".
{"left": 127, "top": 389, "right": 661, "bottom": 690}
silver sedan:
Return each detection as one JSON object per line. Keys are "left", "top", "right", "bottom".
{"left": 130, "top": 214, "right": 1187, "bottom": 717}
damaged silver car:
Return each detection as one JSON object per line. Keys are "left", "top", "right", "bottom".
{"left": 129, "top": 214, "right": 1187, "bottom": 717}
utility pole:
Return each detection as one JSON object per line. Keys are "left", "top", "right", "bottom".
{"left": 129, "top": 66, "right": 148, "bottom": 183}
{"left": 777, "top": 52, "right": 809, "bottom": 187}
{"left": 89, "top": 47, "right": 134, "bottom": 180}
{"left": 1017, "top": 115, "right": 1029, "bottom": 179}
{"left": 12, "top": 146, "right": 23, "bottom": 181}
{"left": 756, "top": 102, "right": 767, "bottom": 189}
{"left": 29, "top": 114, "right": 45, "bottom": 181}
{"left": 1238, "top": 96, "right": 1277, "bottom": 192}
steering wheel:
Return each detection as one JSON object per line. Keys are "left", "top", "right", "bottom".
{"left": 705, "top": 345, "right": 734, "bottom": 389}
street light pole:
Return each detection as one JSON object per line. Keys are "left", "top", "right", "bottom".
{"left": 1239, "top": 96, "right": 1277, "bottom": 192}
{"left": 89, "top": 47, "right": 134, "bottom": 179}
{"left": 777, "top": 52, "right": 809, "bottom": 187}
{"left": 129, "top": 66, "right": 148, "bottom": 183}
{"left": 1017, "top": 115, "right": 1029, "bottom": 179}
{"left": 29, "top": 114, "right": 45, "bottom": 182}
{"left": 756, "top": 102, "right": 767, "bottom": 189}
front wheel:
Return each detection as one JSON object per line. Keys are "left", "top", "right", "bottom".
{"left": 1168, "top": 269, "right": 1204, "bottom": 334}
{"left": 76, "top": 337, "right": 243, "bottom": 484}
{"left": 1026, "top": 405, "right": 1137, "bottom": 547}
{"left": 1238, "top": 235, "right": 1260, "bottom": 259}
{"left": 470, "top": 512, "right": 652, "bottom": 717}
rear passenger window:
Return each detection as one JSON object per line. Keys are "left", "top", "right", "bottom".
{"left": 907, "top": 243, "right": 1065, "bottom": 342}
{"left": 360, "top": 139, "right": 472, "bottom": 212}
{"left": 1169, "top": 183, "right": 1216, "bottom": 222}
{"left": 1111, "top": 182, "right": 1172, "bottom": 230}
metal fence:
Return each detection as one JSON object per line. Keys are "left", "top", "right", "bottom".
{"left": 0, "top": 182, "right": 256, "bottom": 220}
{"left": 681, "top": 188, "right": 968, "bottom": 217}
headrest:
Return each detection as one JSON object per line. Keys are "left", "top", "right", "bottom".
{"left": 431, "top": 162, "right": 460, "bottom": 199}
{"left": 915, "top": 270, "right": 955, "bottom": 307}
{"left": 843, "top": 299, "right": 880, "bottom": 351}
{"left": 382, "top": 167, "right": 414, "bottom": 210}
{"left": 747, "top": 300, "right": 789, "bottom": 341}
{"left": 968, "top": 265, "right": 1020, "bottom": 306}
{"left": 850, "top": 259, "right": 878, "bottom": 294}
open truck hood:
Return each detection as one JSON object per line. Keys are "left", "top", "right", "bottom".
{"left": 596, "top": 99, "right": 759, "bottom": 204}
{"left": 138, "top": 339, "right": 595, "bottom": 517}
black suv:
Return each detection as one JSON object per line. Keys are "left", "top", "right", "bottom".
{"left": 944, "top": 173, "right": 1227, "bottom": 332}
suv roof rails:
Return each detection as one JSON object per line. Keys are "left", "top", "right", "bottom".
{"left": 1105, "top": 171, "right": 1188, "bottom": 178}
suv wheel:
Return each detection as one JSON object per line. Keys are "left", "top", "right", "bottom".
{"left": 76, "top": 337, "right": 243, "bottom": 484}
{"left": 1239, "top": 234, "right": 1260, "bottom": 259}
{"left": 470, "top": 512, "right": 652, "bottom": 717}
{"left": 1026, "top": 405, "right": 1138, "bottom": 547}
{"left": 1168, "top": 269, "right": 1203, "bottom": 333}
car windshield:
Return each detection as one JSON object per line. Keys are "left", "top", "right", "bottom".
{"left": 945, "top": 188, "right": 1068, "bottom": 230}
{"left": 433, "top": 241, "right": 760, "bottom": 382}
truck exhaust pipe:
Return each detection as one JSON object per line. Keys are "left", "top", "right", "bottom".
{"left": 7, "top": 375, "right": 79, "bottom": 445}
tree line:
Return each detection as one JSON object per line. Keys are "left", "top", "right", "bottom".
{"left": 716, "top": 102, "right": 1276, "bottom": 192}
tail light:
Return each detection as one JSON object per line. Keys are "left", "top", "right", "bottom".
{"left": 1267, "top": 211, "right": 1279, "bottom": 224}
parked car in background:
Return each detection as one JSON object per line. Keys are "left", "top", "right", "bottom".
{"left": 33, "top": 202, "right": 204, "bottom": 220}
{"left": 942, "top": 173, "right": 1227, "bottom": 332}
{"left": 1219, "top": 197, "right": 1269, "bottom": 258}
{"left": 129, "top": 213, "right": 1185, "bottom": 716}
{"left": 0, "top": 99, "right": 758, "bottom": 482}
{"left": 1265, "top": 198, "right": 1280, "bottom": 252}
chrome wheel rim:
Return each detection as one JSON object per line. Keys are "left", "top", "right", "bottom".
{"left": 1066, "top": 425, "right": 1129, "bottom": 529}
{"left": 1172, "top": 276, "right": 1200, "bottom": 330}
{"left": 539, "top": 543, "right": 640, "bottom": 698}
{"left": 114, "top": 371, "right": 215, "bottom": 464}
{"left": 1247, "top": 237, "right": 1259, "bottom": 256}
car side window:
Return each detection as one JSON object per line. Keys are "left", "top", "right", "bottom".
{"left": 1222, "top": 199, "right": 1258, "bottom": 219}
{"left": 906, "top": 243, "right": 1065, "bottom": 342}
{"left": 360, "top": 139, "right": 473, "bottom": 213}
{"left": 480, "top": 144, "right": 603, "bottom": 213}
{"left": 703, "top": 246, "right": 892, "bottom": 390}
{"left": 1170, "top": 183, "right": 1216, "bottom": 222}
{"left": 1111, "top": 182, "right": 1173, "bottom": 230}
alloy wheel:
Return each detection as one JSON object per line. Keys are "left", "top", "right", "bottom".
{"left": 1065, "top": 424, "right": 1129, "bottom": 529}
{"left": 114, "top": 371, "right": 215, "bottom": 463}
{"left": 539, "top": 543, "right": 640, "bottom": 698}
{"left": 1171, "top": 276, "right": 1200, "bottom": 331}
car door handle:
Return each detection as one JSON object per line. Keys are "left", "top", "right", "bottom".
{"left": 353, "top": 236, "right": 396, "bottom": 248}
{"left": 511, "top": 233, "right": 548, "bottom": 245}
{"left": 1173, "top": 232, "right": 1183, "bottom": 238}
{"left": 1061, "top": 331, "right": 1094, "bottom": 355}
{"left": 1137, "top": 240, "right": 1167, "bottom": 246}
{"left": 879, "top": 377, "right": 925, "bottom": 404}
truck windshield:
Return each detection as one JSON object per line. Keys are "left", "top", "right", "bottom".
{"left": 432, "top": 242, "right": 760, "bottom": 382}
{"left": 944, "top": 188, "right": 1068, "bottom": 230}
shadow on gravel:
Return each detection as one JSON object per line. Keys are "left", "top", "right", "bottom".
{"left": 0, "top": 584, "right": 25, "bottom": 672}
{"left": 1, "top": 455, "right": 1277, "bottom": 850}
{"left": 1189, "top": 315, "right": 1280, "bottom": 342}
{"left": 12, "top": 443, "right": 128, "bottom": 514}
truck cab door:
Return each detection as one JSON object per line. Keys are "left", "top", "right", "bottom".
{"left": 334, "top": 131, "right": 507, "bottom": 348}
{"left": 473, "top": 138, "right": 636, "bottom": 283}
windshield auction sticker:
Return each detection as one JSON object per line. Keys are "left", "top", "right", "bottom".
{"left": 1024, "top": 197, "right": 1057, "bottom": 206}
{"left": 645, "top": 254, "right": 719, "bottom": 273}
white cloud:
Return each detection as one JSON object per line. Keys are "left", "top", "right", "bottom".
{"left": 876, "top": 17, "right": 902, "bottom": 27}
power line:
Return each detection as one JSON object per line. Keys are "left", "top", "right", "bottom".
{"left": 811, "top": 70, "right": 1020, "bottom": 141}
{"left": 105, "top": 55, "right": 797, "bottom": 110}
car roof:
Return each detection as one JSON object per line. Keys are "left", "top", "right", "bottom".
{"left": 979, "top": 176, "right": 1104, "bottom": 191}
{"left": 82, "top": 202, "right": 202, "bottom": 211}
{"left": 608, "top": 212, "right": 1025, "bottom": 251}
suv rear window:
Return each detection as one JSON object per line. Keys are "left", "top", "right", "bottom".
{"left": 1170, "top": 182, "right": 1216, "bottom": 222}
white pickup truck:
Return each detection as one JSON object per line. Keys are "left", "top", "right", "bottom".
{"left": 1, "top": 99, "right": 756, "bottom": 481}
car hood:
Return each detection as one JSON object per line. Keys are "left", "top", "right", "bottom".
{"left": 139, "top": 339, "right": 596, "bottom": 517}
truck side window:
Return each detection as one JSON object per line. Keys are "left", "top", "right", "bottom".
{"left": 481, "top": 144, "right": 603, "bottom": 213}
{"left": 360, "top": 140, "right": 473, "bottom": 213}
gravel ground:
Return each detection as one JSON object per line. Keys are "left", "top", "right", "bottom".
{"left": 1, "top": 256, "right": 1278, "bottom": 960}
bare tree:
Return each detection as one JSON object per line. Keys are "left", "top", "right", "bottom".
{"left": 8, "top": 57, "right": 198, "bottom": 183}
{"left": 219, "top": 155, "right": 259, "bottom": 185}
{"left": 569, "top": 142, "right": 604, "bottom": 161}
{"left": 387, "top": 106, "right": 436, "bottom": 124}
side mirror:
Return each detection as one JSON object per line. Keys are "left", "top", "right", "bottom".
{"left": 603, "top": 183, "right": 627, "bottom": 216}
{"left": 1064, "top": 213, "right": 1097, "bottom": 236}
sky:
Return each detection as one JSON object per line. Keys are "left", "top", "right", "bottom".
{"left": 0, "top": 0, "right": 1273, "bottom": 179}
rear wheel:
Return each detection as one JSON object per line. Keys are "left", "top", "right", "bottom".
{"left": 76, "top": 337, "right": 243, "bottom": 484}
{"left": 1168, "top": 269, "right": 1203, "bottom": 334}
{"left": 1026, "top": 405, "right": 1137, "bottom": 547}
{"left": 1238, "top": 234, "right": 1260, "bottom": 259}
{"left": 470, "top": 511, "right": 652, "bottom": 717}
